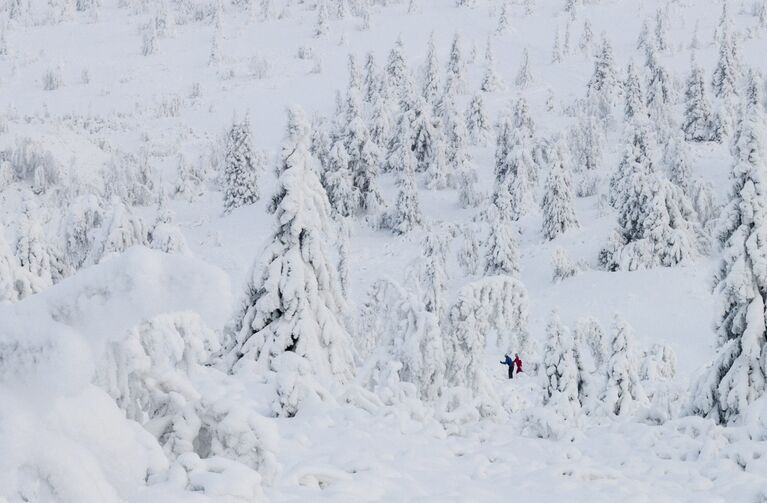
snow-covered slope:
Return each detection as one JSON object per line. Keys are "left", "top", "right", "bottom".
{"left": 1, "top": 0, "right": 767, "bottom": 501}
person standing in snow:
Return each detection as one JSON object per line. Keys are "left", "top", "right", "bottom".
{"left": 500, "top": 354, "right": 515, "bottom": 379}
{"left": 513, "top": 353, "right": 523, "bottom": 375}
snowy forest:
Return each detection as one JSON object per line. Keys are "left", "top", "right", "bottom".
{"left": 1, "top": 0, "right": 766, "bottom": 501}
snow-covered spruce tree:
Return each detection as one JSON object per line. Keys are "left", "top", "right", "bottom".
{"left": 683, "top": 59, "right": 715, "bottom": 142}
{"left": 653, "top": 8, "right": 668, "bottom": 52}
{"left": 689, "top": 102, "right": 767, "bottom": 425}
{"left": 542, "top": 310, "right": 581, "bottom": 418}
{"left": 148, "top": 209, "right": 190, "bottom": 255}
{"left": 343, "top": 91, "right": 383, "bottom": 215}
{"left": 222, "top": 118, "right": 261, "bottom": 214}
{"left": 623, "top": 62, "right": 646, "bottom": 121}
{"left": 411, "top": 96, "right": 437, "bottom": 174}
{"left": 314, "top": 0, "right": 330, "bottom": 38}
{"left": 541, "top": 140, "right": 579, "bottom": 240}
{"left": 369, "top": 90, "right": 392, "bottom": 150}
{"left": 496, "top": 1, "right": 510, "bottom": 34}
{"left": 363, "top": 52, "right": 379, "bottom": 103}
{"left": 606, "top": 119, "right": 701, "bottom": 270}
{"left": 384, "top": 36, "right": 409, "bottom": 102}
{"left": 347, "top": 53, "right": 363, "bottom": 92}
{"left": 664, "top": 132, "right": 692, "bottom": 193}
{"left": 551, "top": 247, "right": 579, "bottom": 283}
{"left": 383, "top": 146, "right": 422, "bottom": 235}
{"left": 493, "top": 117, "right": 535, "bottom": 221}
{"left": 568, "top": 109, "right": 603, "bottom": 196}
{"left": 85, "top": 197, "right": 149, "bottom": 266}
{"left": 515, "top": 48, "right": 533, "bottom": 88}
{"left": 61, "top": 193, "right": 105, "bottom": 271}
{"left": 356, "top": 278, "right": 446, "bottom": 402}
{"left": 420, "top": 229, "right": 450, "bottom": 320}
{"left": 457, "top": 225, "right": 481, "bottom": 276}
{"left": 644, "top": 45, "right": 673, "bottom": 127}
{"left": 444, "top": 33, "right": 467, "bottom": 96}
{"left": 711, "top": 31, "right": 739, "bottom": 100}
{"left": 226, "top": 107, "right": 354, "bottom": 415}
{"left": 175, "top": 154, "right": 206, "bottom": 202}
{"left": 0, "top": 228, "right": 31, "bottom": 302}
{"left": 322, "top": 141, "right": 357, "bottom": 217}
{"left": 587, "top": 37, "right": 618, "bottom": 107}
{"left": 603, "top": 315, "right": 647, "bottom": 416}
{"left": 551, "top": 29, "right": 562, "bottom": 64}
{"left": 484, "top": 212, "right": 519, "bottom": 277}
{"left": 579, "top": 19, "right": 593, "bottom": 53}
{"left": 481, "top": 41, "right": 503, "bottom": 93}
{"left": 422, "top": 33, "right": 441, "bottom": 105}
{"left": 575, "top": 316, "right": 607, "bottom": 371}
{"left": 424, "top": 139, "right": 449, "bottom": 190}
{"left": 466, "top": 93, "right": 492, "bottom": 146}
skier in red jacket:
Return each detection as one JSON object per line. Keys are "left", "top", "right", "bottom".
{"left": 513, "top": 353, "right": 523, "bottom": 375}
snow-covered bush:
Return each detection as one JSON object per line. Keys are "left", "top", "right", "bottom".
{"left": 551, "top": 247, "right": 580, "bottom": 283}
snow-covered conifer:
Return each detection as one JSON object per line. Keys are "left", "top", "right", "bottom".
{"left": 579, "top": 19, "right": 593, "bottom": 53}
{"left": 542, "top": 311, "right": 581, "bottom": 418}
{"left": 422, "top": 33, "right": 441, "bottom": 104}
{"left": 481, "top": 41, "right": 503, "bottom": 92}
{"left": 444, "top": 34, "right": 467, "bottom": 95}
{"left": 654, "top": 8, "right": 668, "bottom": 52}
{"left": 515, "top": 48, "right": 533, "bottom": 88}
{"left": 683, "top": 59, "right": 715, "bottom": 142}
{"left": 384, "top": 140, "right": 422, "bottom": 235}
{"left": 363, "top": 52, "right": 379, "bottom": 103}
{"left": 223, "top": 118, "right": 261, "bottom": 214}
{"left": 624, "top": 62, "right": 646, "bottom": 121}
{"left": 541, "top": 140, "right": 579, "bottom": 240}
{"left": 603, "top": 316, "right": 647, "bottom": 416}
{"left": 484, "top": 213, "right": 519, "bottom": 277}
{"left": 551, "top": 29, "right": 562, "bottom": 64}
{"left": 712, "top": 32, "right": 738, "bottom": 100}
{"left": 552, "top": 247, "right": 579, "bottom": 283}
{"left": 323, "top": 141, "right": 356, "bottom": 217}
{"left": 148, "top": 209, "right": 190, "bottom": 255}
{"left": 689, "top": 103, "right": 767, "bottom": 424}
{"left": 496, "top": 1, "right": 510, "bottom": 34}
{"left": 226, "top": 107, "right": 354, "bottom": 412}
{"left": 466, "top": 93, "right": 492, "bottom": 146}
{"left": 457, "top": 225, "right": 481, "bottom": 276}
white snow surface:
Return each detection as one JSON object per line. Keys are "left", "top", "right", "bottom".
{"left": 1, "top": 0, "right": 767, "bottom": 501}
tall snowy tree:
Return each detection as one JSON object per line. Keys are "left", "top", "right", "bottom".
{"left": 484, "top": 213, "right": 519, "bottom": 277}
{"left": 384, "top": 145, "right": 422, "bottom": 235}
{"left": 605, "top": 120, "right": 701, "bottom": 270}
{"left": 515, "top": 48, "right": 533, "bottom": 88}
{"left": 466, "top": 93, "right": 492, "bottom": 146}
{"left": 444, "top": 33, "right": 467, "bottom": 95}
{"left": 542, "top": 310, "right": 581, "bottom": 418}
{"left": 712, "top": 31, "right": 738, "bottom": 100}
{"left": 223, "top": 118, "right": 261, "bottom": 214}
{"left": 602, "top": 316, "right": 647, "bottom": 416}
{"left": 422, "top": 33, "right": 441, "bottom": 105}
{"left": 541, "top": 140, "right": 579, "bottom": 240}
{"left": 689, "top": 101, "right": 767, "bottom": 424}
{"left": 683, "top": 59, "right": 715, "bottom": 142}
{"left": 623, "top": 62, "right": 646, "bottom": 121}
{"left": 226, "top": 107, "right": 354, "bottom": 413}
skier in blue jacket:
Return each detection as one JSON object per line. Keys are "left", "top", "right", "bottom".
{"left": 500, "top": 354, "right": 515, "bottom": 379}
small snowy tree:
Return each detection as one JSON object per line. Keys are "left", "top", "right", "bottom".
{"left": 383, "top": 151, "right": 422, "bottom": 235}
{"left": 683, "top": 59, "right": 715, "bottom": 142}
{"left": 551, "top": 247, "right": 579, "bottom": 283}
{"left": 225, "top": 107, "right": 354, "bottom": 415}
{"left": 466, "top": 93, "right": 492, "bottom": 146}
{"left": 222, "top": 118, "right": 261, "bottom": 214}
{"left": 542, "top": 311, "right": 581, "bottom": 418}
{"left": 514, "top": 48, "right": 533, "bottom": 88}
{"left": 623, "top": 62, "right": 645, "bottom": 121}
{"left": 481, "top": 41, "right": 503, "bottom": 92}
{"left": 444, "top": 34, "right": 467, "bottom": 95}
{"left": 541, "top": 140, "right": 579, "bottom": 240}
{"left": 603, "top": 315, "right": 647, "bottom": 416}
{"left": 457, "top": 225, "right": 481, "bottom": 276}
{"left": 484, "top": 213, "right": 519, "bottom": 277}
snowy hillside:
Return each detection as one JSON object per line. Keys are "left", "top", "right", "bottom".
{"left": 1, "top": 0, "right": 767, "bottom": 501}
